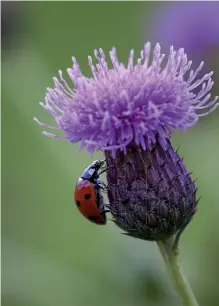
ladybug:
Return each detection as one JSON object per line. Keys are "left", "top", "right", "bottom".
{"left": 74, "top": 160, "right": 108, "bottom": 225}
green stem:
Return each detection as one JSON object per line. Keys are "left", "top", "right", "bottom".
{"left": 157, "top": 240, "right": 198, "bottom": 306}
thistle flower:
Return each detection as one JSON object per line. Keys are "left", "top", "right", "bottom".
{"left": 35, "top": 42, "right": 218, "bottom": 243}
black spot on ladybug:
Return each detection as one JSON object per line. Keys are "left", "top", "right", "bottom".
{"left": 76, "top": 201, "right": 80, "bottom": 207}
{"left": 84, "top": 193, "right": 91, "bottom": 200}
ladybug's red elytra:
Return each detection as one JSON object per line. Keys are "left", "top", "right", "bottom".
{"left": 74, "top": 160, "right": 108, "bottom": 225}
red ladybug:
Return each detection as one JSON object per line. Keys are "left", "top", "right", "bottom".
{"left": 74, "top": 160, "right": 108, "bottom": 225}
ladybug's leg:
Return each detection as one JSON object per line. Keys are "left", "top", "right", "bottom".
{"left": 98, "top": 167, "right": 107, "bottom": 176}
{"left": 103, "top": 209, "right": 111, "bottom": 213}
{"left": 104, "top": 205, "right": 116, "bottom": 214}
{"left": 100, "top": 181, "right": 108, "bottom": 190}
{"left": 96, "top": 178, "right": 108, "bottom": 192}
{"left": 98, "top": 164, "right": 116, "bottom": 176}
{"left": 99, "top": 185, "right": 108, "bottom": 194}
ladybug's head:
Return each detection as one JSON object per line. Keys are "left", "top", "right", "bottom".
{"left": 81, "top": 160, "right": 105, "bottom": 181}
{"left": 91, "top": 160, "right": 105, "bottom": 170}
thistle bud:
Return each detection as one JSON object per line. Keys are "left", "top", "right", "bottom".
{"left": 105, "top": 135, "right": 197, "bottom": 241}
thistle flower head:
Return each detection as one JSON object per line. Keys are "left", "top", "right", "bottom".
{"left": 35, "top": 42, "right": 218, "bottom": 156}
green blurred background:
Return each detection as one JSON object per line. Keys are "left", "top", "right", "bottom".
{"left": 2, "top": 2, "right": 219, "bottom": 306}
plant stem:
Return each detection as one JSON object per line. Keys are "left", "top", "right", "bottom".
{"left": 157, "top": 240, "right": 198, "bottom": 306}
